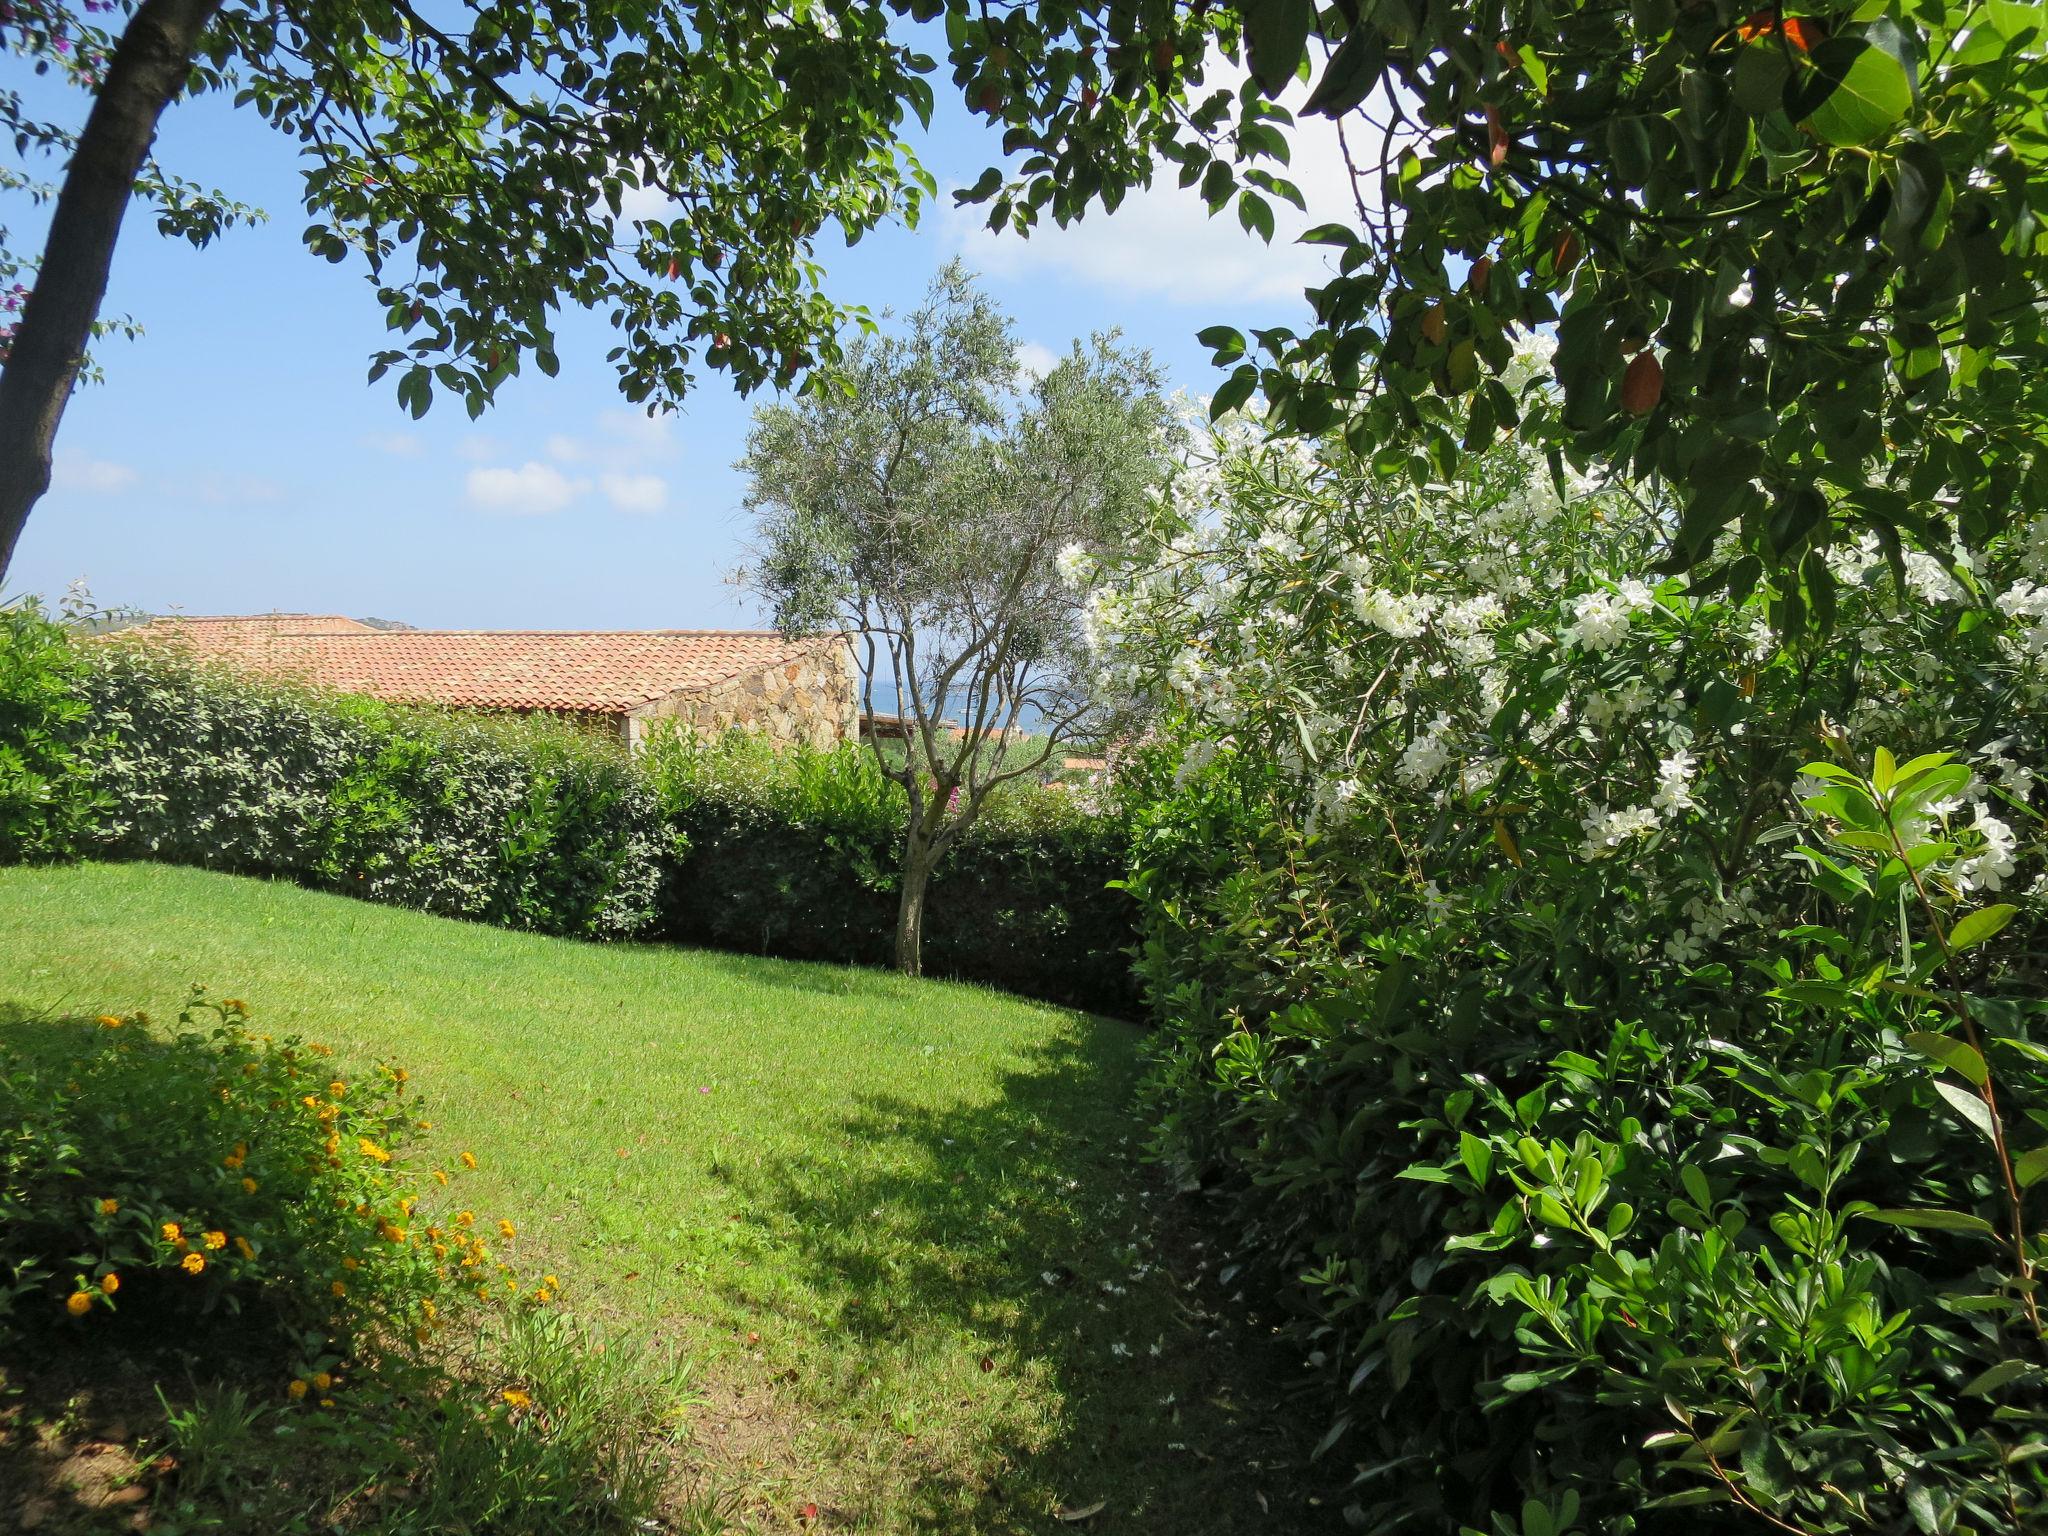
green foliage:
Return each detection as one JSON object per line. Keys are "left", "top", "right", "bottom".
{"left": 647, "top": 728, "right": 1138, "bottom": 1012}
{"left": 741, "top": 262, "right": 1171, "bottom": 972}
{"left": 2, "top": 640, "right": 1134, "bottom": 1007}
{"left": 0, "top": 989, "right": 461, "bottom": 1356}
{"left": 1102, "top": 422, "right": 2048, "bottom": 1528}
{"left": 0, "top": 595, "right": 107, "bottom": 862}
{"left": 7, "top": 0, "right": 936, "bottom": 420}
{"left": 82, "top": 646, "right": 671, "bottom": 939}
{"left": 944, "top": 0, "right": 2048, "bottom": 603}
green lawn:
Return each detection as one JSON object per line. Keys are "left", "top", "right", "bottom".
{"left": 0, "top": 862, "right": 1317, "bottom": 1533}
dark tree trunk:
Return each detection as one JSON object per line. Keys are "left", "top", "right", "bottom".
{"left": 0, "top": 0, "right": 221, "bottom": 580}
{"left": 894, "top": 818, "right": 940, "bottom": 978}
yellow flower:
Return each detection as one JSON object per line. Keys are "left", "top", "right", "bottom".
{"left": 331, "top": 1280, "right": 347, "bottom": 1297}
{"left": 357, "top": 1138, "right": 391, "bottom": 1164}
{"left": 66, "top": 1291, "right": 93, "bottom": 1317}
{"left": 392, "top": 1068, "right": 409, "bottom": 1084}
{"left": 99, "top": 1272, "right": 119, "bottom": 1294}
{"left": 181, "top": 1253, "right": 206, "bottom": 1275}
{"left": 242, "top": 1177, "right": 259, "bottom": 1195}
{"left": 459, "top": 1151, "right": 478, "bottom": 1170}
{"left": 98, "top": 1198, "right": 119, "bottom": 1216}
{"left": 328, "top": 1081, "right": 347, "bottom": 1098}
{"left": 500, "top": 1389, "right": 531, "bottom": 1408}
{"left": 319, "top": 1398, "right": 334, "bottom": 1408}
{"left": 497, "top": 1219, "right": 516, "bottom": 1240}
{"left": 310, "top": 1042, "right": 332, "bottom": 1056}
{"left": 432, "top": 1169, "right": 449, "bottom": 1187}
{"left": 161, "top": 1222, "right": 182, "bottom": 1243}
{"left": 417, "top": 1120, "right": 433, "bottom": 1131}
{"left": 455, "top": 1210, "right": 475, "bottom": 1227}
{"left": 223, "top": 999, "right": 248, "bottom": 1016}
{"left": 543, "top": 1274, "right": 559, "bottom": 1289}
{"left": 343, "top": 1257, "right": 360, "bottom": 1271}
{"left": 534, "top": 1289, "right": 553, "bottom": 1304}
{"left": 96, "top": 1015, "right": 123, "bottom": 1029}
{"left": 312, "top": 1372, "right": 333, "bottom": 1392}
{"left": 288, "top": 1379, "right": 308, "bottom": 1400}
{"left": 235, "top": 1237, "right": 255, "bottom": 1260}
{"left": 301, "top": 1095, "right": 319, "bottom": 1109}
{"left": 202, "top": 1230, "right": 227, "bottom": 1250}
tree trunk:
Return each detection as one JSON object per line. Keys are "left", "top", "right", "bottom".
{"left": 894, "top": 827, "right": 938, "bottom": 978}
{"left": 0, "top": 0, "right": 222, "bottom": 581}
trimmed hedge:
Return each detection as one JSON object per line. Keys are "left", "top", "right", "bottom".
{"left": 2, "top": 628, "right": 1136, "bottom": 1012}
{"left": 647, "top": 732, "right": 1136, "bottom": 1013}
{"left": 81, "top": 645, "right": 670, "bottom": 940}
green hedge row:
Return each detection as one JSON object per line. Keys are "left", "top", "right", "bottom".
{"left": 0, "top": 611, "right": 1136, "bottom": 1012}
{"left": 646, "top": 732, "right": 1137, "bottom": 1013}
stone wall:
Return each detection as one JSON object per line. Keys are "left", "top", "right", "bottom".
{"left": 625, "top": 638, "right": 857, "bottom": 750}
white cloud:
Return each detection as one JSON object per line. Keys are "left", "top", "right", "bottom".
{"left": 946, "top": 65, "right": 1377, "bottom": 310}
{"left": 616, "top": 181, "right": 678, "bottom": 225}
{"left": 545, "top": 433, "right": 586, "bottom": 463}
{"left": 456, "top": 433, "right": 507, "bottom": 464}
{"left": 1016, "top": 341, "right": 1060, "bottom": 384}
{"left": 363, "top": 431, "right": 425, "bottom": 459}
{"left": 52, "top": 455, "right": 138, "bottom": 494}
{"left": 465, "top": 462, "right": 587, "bottom": 516}
{"left": 600, "top": 472, "right": 668, "bottom": 514}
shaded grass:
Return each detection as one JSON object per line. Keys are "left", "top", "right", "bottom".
{"left": 0, "top": 862, "right": 1323, "bottom": 1533}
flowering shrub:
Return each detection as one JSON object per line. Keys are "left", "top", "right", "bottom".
{"left": 1089, "top": 377, "right": 2048, "bottom": 1530}
{"left": 0, "top": 989, "right": 536, "bottom": 1374}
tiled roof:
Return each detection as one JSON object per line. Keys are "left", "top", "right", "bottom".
{"left": 110, "top": 616, "right": 842, "bottom": 714}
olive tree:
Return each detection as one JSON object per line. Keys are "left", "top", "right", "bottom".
{"left": 740, "top": 262, "right": 1170, "bottom": 976}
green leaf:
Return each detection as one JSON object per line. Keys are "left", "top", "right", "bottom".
{"left": 1211, "top": 366, "right": 1258, "bottom": 419}
{"left": 1963, "top": 1358, "right": 2040, "bottom": 1396}
{"left": 1905, "top": 1030, "right": 1989, "bottom": 1086}
{"left": 1303, "top": 24, "right": 1387, "bottom": 117}
{"left": 1933, "top": 1078, "right": 1997, "bottom": 1143}
{"left": 2015, "top": 1145, "right": 2048, "bottom": 1188}
{"left": 1860, "top": 1206, "right": 1997, "bottom": 1235}
{"left": 1791, "top": 39, "right": 1912, "bottom": 148}
{"left": 1239, "top": 0, "right": 1316, "bottom": 96}
{"left": 1459, "top": 1131, "right": 1492, "bottom": 1186}
{"left": 1948, "top": 904, "right": 2016, "bottom": 953}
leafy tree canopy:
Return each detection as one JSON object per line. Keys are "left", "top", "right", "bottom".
{"left": 940, "top": 0, "right": 2048, "bottom": 625}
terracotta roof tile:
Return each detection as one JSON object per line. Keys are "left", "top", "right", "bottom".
{"left": 110, "top": 616, "right": 842, "bottom": 714}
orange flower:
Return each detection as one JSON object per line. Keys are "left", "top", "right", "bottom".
{"left": 328, "top": 1081, "right": 347, "bottom": 1098}
{"left": 242, "top": 1177, "right": 259, "bottom": 1195}
{"left": 160, "top": 1221, "right": 182, "bottom": 1243}
{"left": 202, "top": 1230, "right": 227, "bottom": 1251}
{"left": 288, "top": 1379, "right": 308, "bottom": 1400}
{"left": 312, "top": 1372, "right": 333, "bottom": 1392}
{"left": 459, "top": 1151, "right": 478, "bottom": 1170}
{"left": 96, "top": 1015, "right": 123, "bottom": 1029}
{"left": 432, "top": 1169, "right": 449, "bottom": 1187}
{"left": 99, "top": 1272, "right": 119, "bottom": 1294}
{"left": 500, "top": 1388, "right": 531, "bottom": 1408}
{"left": 66, "top": 1291, "right": 93, "bottom": 1317}
{"left": 498, "top": 1219, "right": 517, "bottom": 1240}
{"left": 331, "top": 1280, "right": 347, "bottom": 1297}
{"left": 98, "top": 1198, "right": 119, "bottom": 1216}
{"left": 181, "top": 1253, "right": 206, "bottom": 1275}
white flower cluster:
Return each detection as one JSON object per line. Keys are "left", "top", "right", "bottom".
{"left": 1561, "top": 579, "right": 1656, "bottom": 653}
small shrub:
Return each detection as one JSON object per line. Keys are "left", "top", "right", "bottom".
{"left": 0, "top": 595, "right": 108, "bottom": 862}
{"left": 0, "top": 989, "right": 497, "bottom": 1362}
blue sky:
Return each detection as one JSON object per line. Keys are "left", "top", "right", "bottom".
{"left": 8, "top": 51, "right": 1348, "bottom": 630}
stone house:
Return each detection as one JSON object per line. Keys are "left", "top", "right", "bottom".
{"left": 112, "top": 614, "right": 858, "bottom": 749}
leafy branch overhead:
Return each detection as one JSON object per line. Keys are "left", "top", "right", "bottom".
{"left": 943, "top": 0, "right": 2048, "bottom": 621}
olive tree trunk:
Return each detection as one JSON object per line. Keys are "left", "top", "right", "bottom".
{"left": 893, "top": 807, "right": 946, "bottom": 978}
{"left": 0, "top": 0, "right": 221, "bottom": 580}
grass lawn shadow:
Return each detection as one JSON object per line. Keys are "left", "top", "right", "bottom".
{"left": 714, "top": 1022, "right": 1330, "bottom": 1534}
